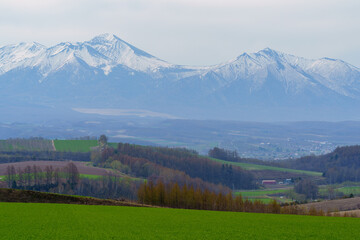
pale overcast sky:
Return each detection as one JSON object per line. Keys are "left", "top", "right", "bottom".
{"left": 0, "top": 0, "right": 359, "bottom": 67}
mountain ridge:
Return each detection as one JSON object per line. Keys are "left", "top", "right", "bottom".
{"left": 1, "top": 33, "right": 360, "bottom": 122}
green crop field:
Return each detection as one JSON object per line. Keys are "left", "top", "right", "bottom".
{"left": 53, "top": 140, "right": 118, "bottom": 152}
{"left": 246, "top": 198, "right": 274, "bottom": 204}
{"left": 79, "top": 174, "right": 102, "bottom": 180}
{"left": 1, "top": 203, "right": 360, "bottom": 239}
{"left": 53, "top": 140, "right": 99, "bottom": 152}
{"left": 235, "top": 189, "right": 292, "bottom": 203}
{"left": 236, "top": 189, "right": 289, "bottom": 197}
{"left": 0, "top": 139, "right": 53, "bottom": 151}
{"left": 0, "top": 140, "right": 13, "bottom": 151}
{"left": 209, "top": 158, "right": 322, "bottom": 176}
{"left": 319, "top": 185, "right": 360, "bottom": 197}
{"left": 337, "top": 186, "right": 360, "bottom": 195}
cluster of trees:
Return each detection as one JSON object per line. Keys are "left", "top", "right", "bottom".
{"left": 0, "top": 151, "right": 91, "bottom": 164}
{"left": 110, "top": 143, "right": 256, "bottom": 189}
{"left": 138, "top": 180, "right": 327, "bottom": 216}
{"left": 5, "top": 163, "right": 79, "bottom": 190}
{"left": 283, "top": 146, "right": 360, "bottom": 183}
{"left": 323, "top": 168, "right": 360, "bottom": 184}
{"left": 208, "top": 147, "right": 240, "bottom": 162}
{"left": 138, "top": 180, "right": 280, "bottom": 213}
{"left": 91, "top": 143, "right": 257, "bottom": 194}
{"left": 208, "top": 147, "right": 281, "bottom": 167}
{"left": 294, "top": 179, "right": 319, "bottom": 200}
{"left": 92, "top": 148, "right": 230, "bottom": 194}
{"left": 5, "top": 163, "right": 141, "bottom": 200}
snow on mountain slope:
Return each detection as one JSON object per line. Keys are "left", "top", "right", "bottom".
{"left": 86, "top": 33, "right": 173, "bottom": 74}
{"left": 0, "top": 33, "right": 174, "bottom": 78}
{"left": 1, "top": 34, "right": 360, "bottom": 121}
{"left": 207, "top": 48, "right": 360, "bottom": 97}
{"left": 0, "top": 42, "right": 46, "bottom": 73}
{"left": 1, "top": 34, "right": 358, "bottom": 96}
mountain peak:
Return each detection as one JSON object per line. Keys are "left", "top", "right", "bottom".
{"left": 1, "top": 36, "right": 360, "bottom": 122}
{"left": 91, "top": 33, "right": 121, "bottom": 43}
{"left": 257, "top": 47, "right": 282, "bottom": 56}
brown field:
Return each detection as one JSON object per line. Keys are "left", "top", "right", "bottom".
{"left": 0, "top": 161, "right": 111, "bottom": 176}
{"left": 332, "top": 209, "right": 360, "bottom": 217}
{"left": 302, "top": 197, "right": 360, "bottom": 212}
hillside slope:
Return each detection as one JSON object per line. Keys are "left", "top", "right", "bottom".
{"left": 0, "top": 188, "right": 142, "bottom": 206}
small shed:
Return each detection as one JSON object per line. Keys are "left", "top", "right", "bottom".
{"left": 262, "top": 180, "right": 276, "bottom": 185}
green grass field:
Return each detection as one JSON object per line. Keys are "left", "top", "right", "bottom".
{"left": 337, "top": 186, "right": 360, "bottom": 195}
{"left": 236, "top": 189, "right": 290, "bottom": 197}
{"left": 210, "top": 158, "right": 322, "bottom": 176}
{"left": 246, "top": 198, "right": 274, "bottom": 204}
{"left": 1, "top": 203, "right": 360, "bottom": 239}
{"left": 0, "top": 139, "right": 53, "bottom": 151}
{"left": 319, "top": 184, "right": 360, "bottom": 197}
{"left": 235, "top": 189, "right": 292, "bottom": 203}
{"left": 53, "top": 140, "right": 118, "bottom": 152}
{"left": 53, "top": 140, "right": 99, "bottom": 152}
{"left": 0, "top": 140, "right": 13, "bottom": 151}
{"left": 79, "top": 174, "right": 102, "bottom": 180}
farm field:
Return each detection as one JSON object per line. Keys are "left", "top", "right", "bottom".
{"left": 337, "top": 186, "right": 360, "bottom": 195}
{"left": 53, "top": 140, "right": 97, "bottom": 152}
{"left": 0, "top": 139, "right": 53, "bottom": 151}
{"left": 319, "top": 184, "right": 360, "bottom": 198}
{"left": 210, "top": 158, "right": 323, "bottom": 176}
{"left": 235, "top": 188, "right": 292, "bottom": 203}
{"left": 1, "top": 203, "right": 360, "bottom": 239}
{"left": 336, "top": 209, "right": 360, "bottom": 217}
{"left": 53, "top": 140, "right": 118, "bottom": 152}
{"left": 302, "top": 196, "right": 360, "bottom": 212}
{"left": 236, "top": 189, "right": 290, "bottom": 197}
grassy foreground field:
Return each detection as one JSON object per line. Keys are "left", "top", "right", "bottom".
{"left": 1, "top": 203, "right": 360, "bottom": 239}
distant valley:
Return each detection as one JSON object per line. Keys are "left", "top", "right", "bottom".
{"left": 3, "top": 118, "right": 360, "bottom": 159}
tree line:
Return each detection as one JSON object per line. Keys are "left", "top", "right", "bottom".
{"left": 282, "top": 145, "right": 360, "bottom": 183}
{"left": 0, "top": 151, "right": 91, "bottom": 163}
{"left": 210, "top": 146, "right": 360, "bottom": 185}
{"left": 4, "top": 163, "right": 141, "bottom": 200}
{"left": 107, "top": 143, "right": 256, "bottom": 189}
{"left": 138, "top": 180, "right": 327, "bottom": 216}
{"left": 91, "top": 147, "right": 230, "bottom": 194}
{"left": 208, "top": 147, "right": 283, "bottom": 167}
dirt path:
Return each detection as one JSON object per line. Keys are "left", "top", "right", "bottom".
{"left": 51, "top": 140, "right": 56, "bottom": 151}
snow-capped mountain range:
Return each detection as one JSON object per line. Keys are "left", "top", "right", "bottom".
{"left": 1, "top": 33, "right": 360, "bottom": 122}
